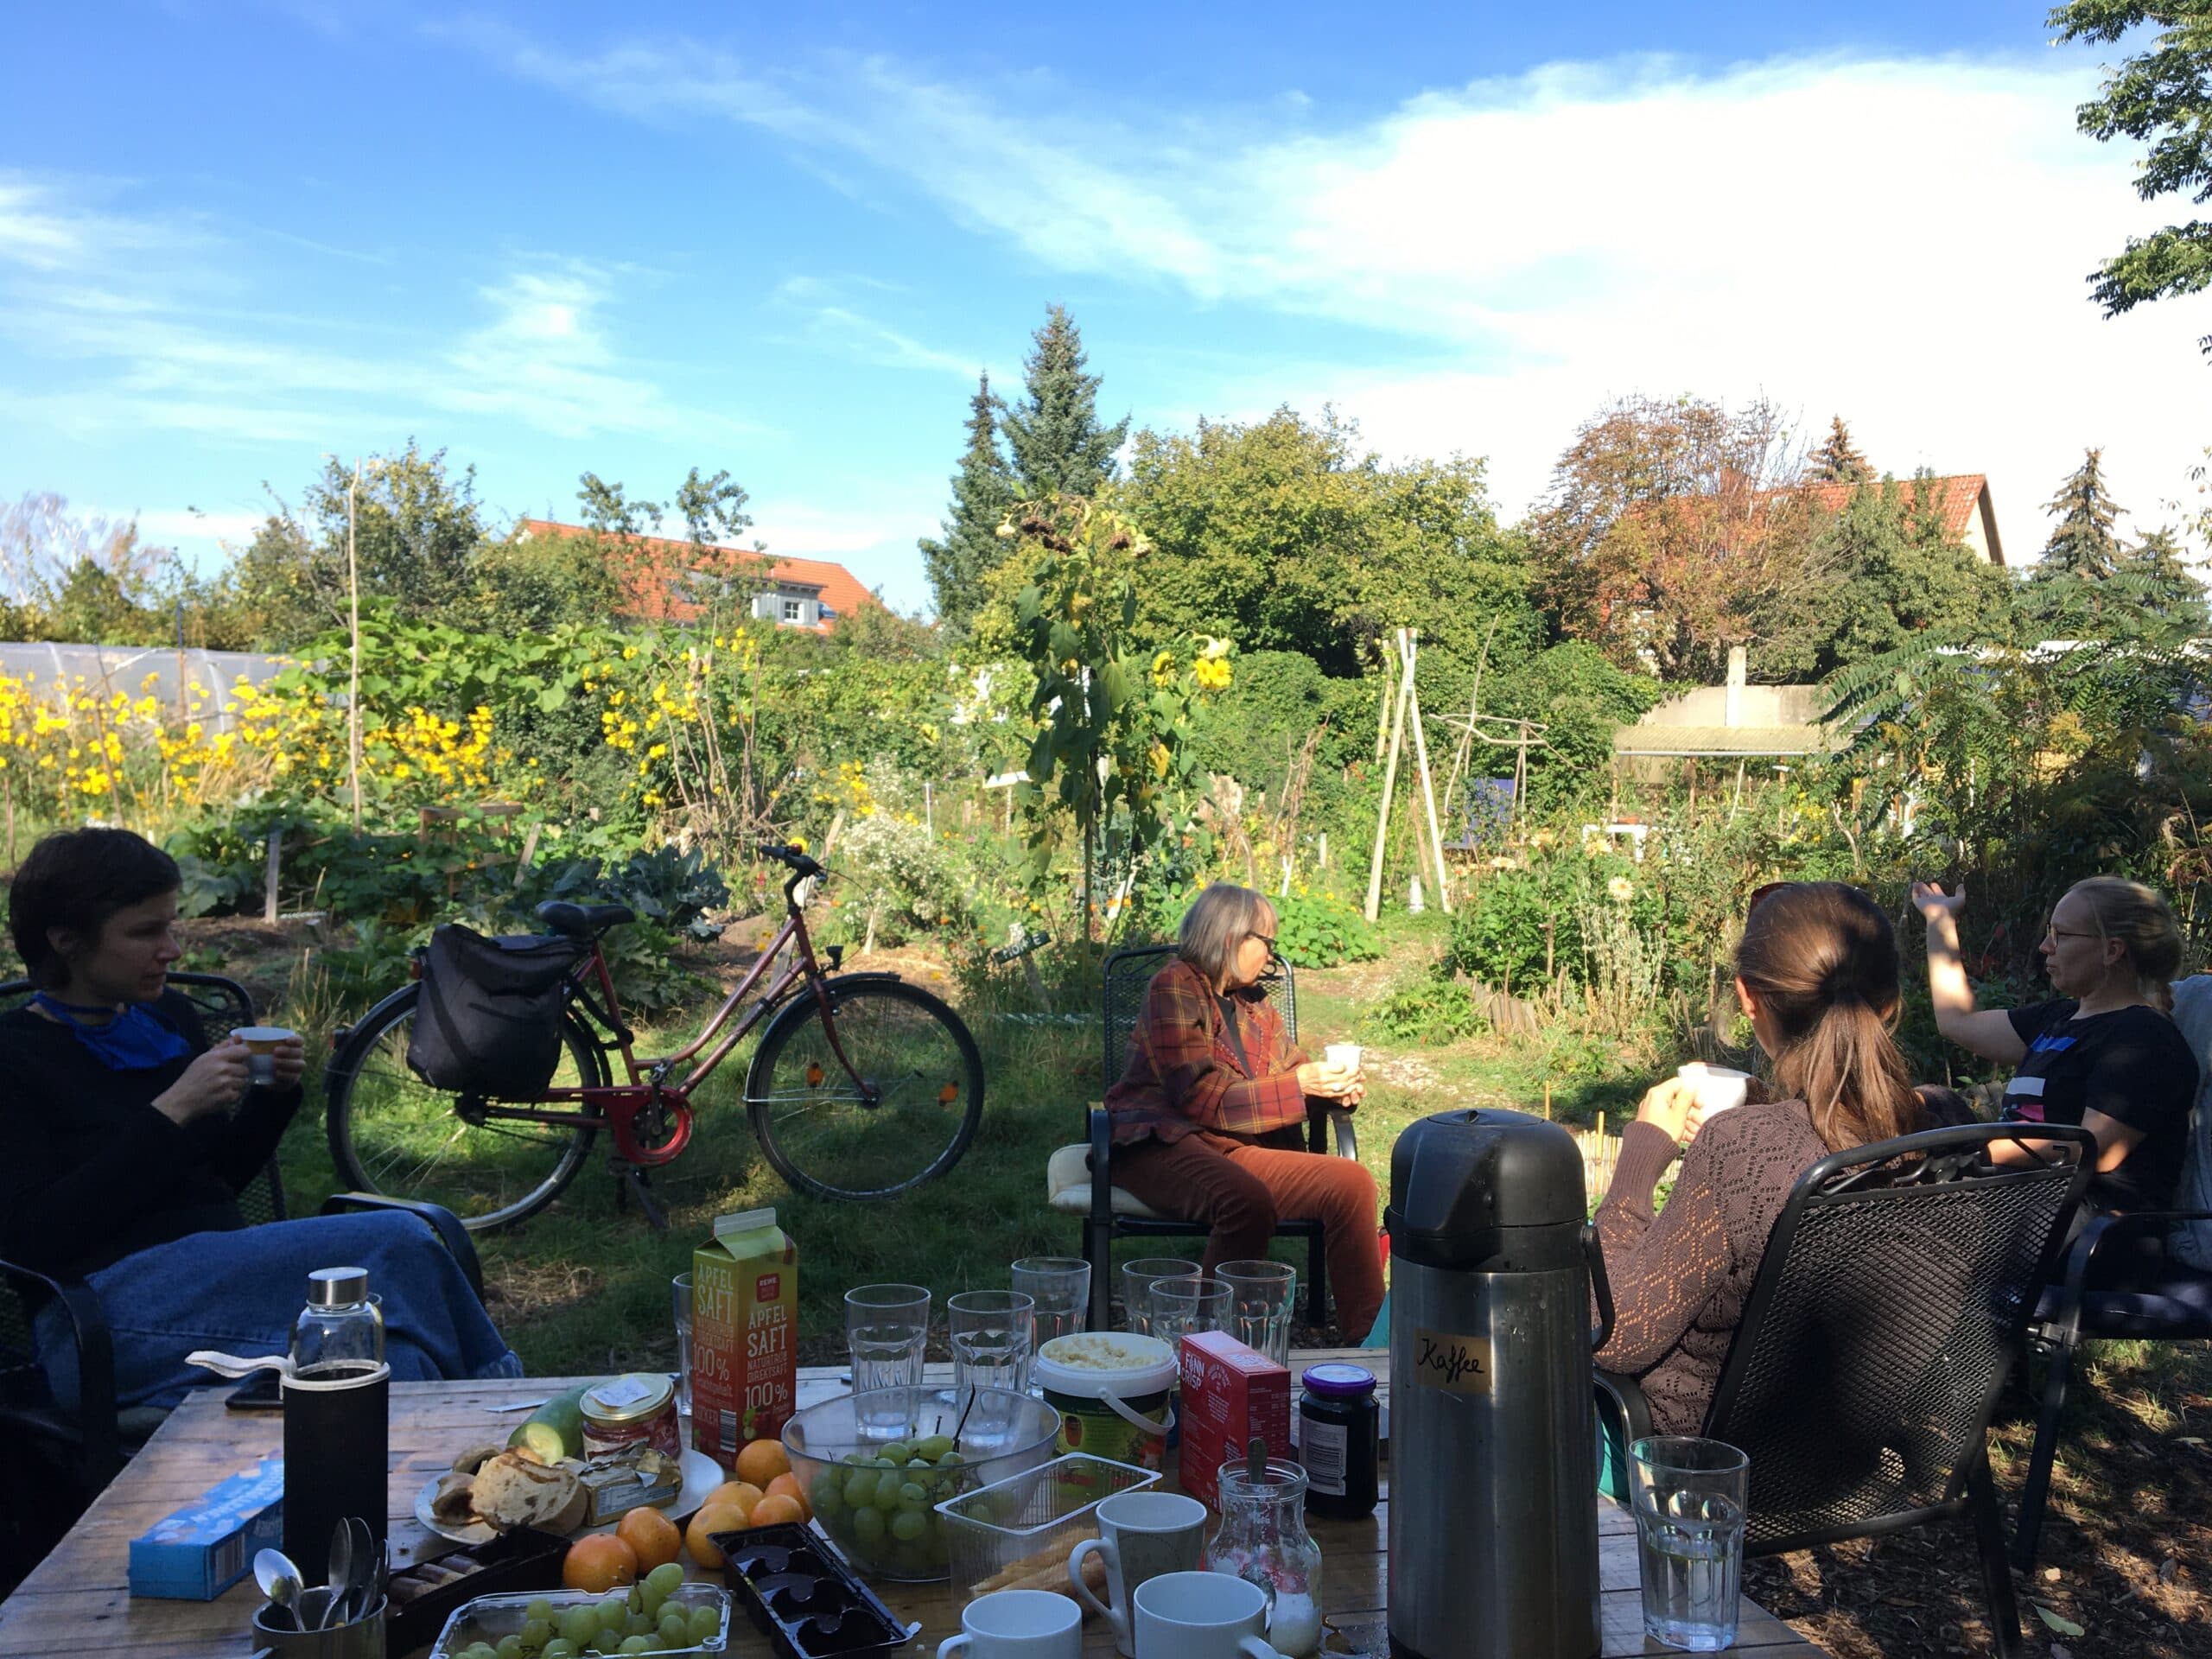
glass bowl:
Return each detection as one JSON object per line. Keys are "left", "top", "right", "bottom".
{"left": 781, "top": 1387, "right": 1059, "bottom": 1581}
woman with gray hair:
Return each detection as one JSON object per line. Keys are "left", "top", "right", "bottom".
{"left": 1103, "top": 882, "right": 1381, "bottom": 1339}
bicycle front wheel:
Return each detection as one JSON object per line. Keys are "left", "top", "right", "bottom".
{"left": 746, "top": 979, "right": 983, "bottom": 1201}
{"left": 325, "top": 985, "right": 608, "bottom": 1230}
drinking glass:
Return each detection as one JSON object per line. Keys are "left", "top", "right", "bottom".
{"left": 1630, "top": 1436, "right": 1749, "bottom": 1652}
{"left": 1148, "top": 1278, "right": 1230, "bottom": 1345}
{"left": 1215, "top": 1260, "right": 1296, "bottom": 1365}
{"left": 847, "top": 1283, "right": 931, "bottom": 1433}
{"left": 672, "top": 1272, "right": 693, "bottom": 1417}
{"left": 1011, "top": 1256, "right": 1090, "bottom": 1351}
{"left": 1118, "top": 1257, "right": 1198, "bottom": 1334}
{"left": 949, "top": 1289, "right": 1035, "bottom": 1401}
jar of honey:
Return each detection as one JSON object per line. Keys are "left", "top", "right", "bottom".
{"left": 580, "top": 1372, "right": 683, "bottom": 1462}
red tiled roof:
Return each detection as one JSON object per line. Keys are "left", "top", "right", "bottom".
{"left": 1800, "top": 474, "right": 1992, "bottom": 545}
{"left": 516, "top": 519, "right": 881, "bottom": 631}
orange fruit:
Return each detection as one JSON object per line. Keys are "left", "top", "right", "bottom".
{"left": 563, "top": 1533, "right": 639, "bottom": 1592}
{"left": 764, "top": 1471, "right": 810, "bottom": 1520}
{"left": 686, "top": 1499, "right": 753, "bottom": 1571}
{"left": 734, "top": 1438, "right": 791, "bottom": 1487}
{"left": 615, "top": 1504, "right": 683, "bottom": 1573}
{"left": 749, "top": 1493, "right": 804, "bottom": 1527}
{"left": 703, "top": 1480, "right": 764, "bottom": 1517}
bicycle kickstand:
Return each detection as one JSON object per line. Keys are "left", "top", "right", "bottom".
{"left": 610, "top": 1160, "right": 669, "bottom": 1232}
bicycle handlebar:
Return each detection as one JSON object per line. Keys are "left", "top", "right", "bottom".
{"left": 758, "top": 842, "right": 828, "bottom": 880}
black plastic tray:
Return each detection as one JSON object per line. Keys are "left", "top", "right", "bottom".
{"left": 386, "top": 1528, "right": 568, "bottom": 1656}
{"left": 713, "top": 1522, "right": 918, "bottom": 1659}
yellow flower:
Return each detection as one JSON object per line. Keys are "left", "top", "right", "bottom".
{"left": 1151, "top": 651, "right": 1176, "bottom": 687}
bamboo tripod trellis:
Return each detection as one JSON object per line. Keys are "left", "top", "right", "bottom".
{"left": 1363, "top": 628, "right": 1454, "bottom": 922}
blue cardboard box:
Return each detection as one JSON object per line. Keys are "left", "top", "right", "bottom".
{"left": 127, "top": 1456, "right": 284, "bottom": 1599}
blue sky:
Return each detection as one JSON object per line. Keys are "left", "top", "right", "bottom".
{"left": 5, "top": 2, "right": 2208, "bottom": 618}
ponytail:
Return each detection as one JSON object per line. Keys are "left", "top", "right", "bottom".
{"left": 1738, "top": 882, "right": 1923, "bottom": 1154}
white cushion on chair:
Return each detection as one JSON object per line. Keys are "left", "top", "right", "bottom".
{"left": 1046, "top": 1143, "right": 1166, "bottom": 1218}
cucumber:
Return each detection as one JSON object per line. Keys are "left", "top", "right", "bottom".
{"left": 509, "top": 1382, "right": 592, "bottom": 1460}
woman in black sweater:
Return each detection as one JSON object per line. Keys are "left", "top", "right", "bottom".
{"left": 3, "top": 829, "right": 521, "bottom": 1409}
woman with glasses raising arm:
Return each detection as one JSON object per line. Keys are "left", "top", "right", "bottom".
{"left": 1102, "top": 882, "right": 1382, "bottom": 1340}
{"left": 1911, "top": 875, "right": 2196, "bottom": 1211}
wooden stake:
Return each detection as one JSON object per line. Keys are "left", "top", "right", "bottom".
{"left": 263, "top": 829, "right": 282, "bottom": 924}
{"left": 1542, "top": 1081, "right": 1552, "bottom": 1120}
{"left": 1372, "top": 644, "right": 1395, "bottom": 766}
{"left": 1402, "top": 629, "right": 1452, "bottom": 914}
{"left": 1364, "top": 633, "right": 1414, "bottom": 923}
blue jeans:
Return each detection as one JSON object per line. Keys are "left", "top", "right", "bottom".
{"left": 36, "top": 1210, "right": 524, "bottom": 1410}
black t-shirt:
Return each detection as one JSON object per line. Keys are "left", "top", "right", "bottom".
{"left": 2002, "top": 1001, "right": 2197, "bottom": 1212}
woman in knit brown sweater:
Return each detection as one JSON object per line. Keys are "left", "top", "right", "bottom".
{"left": 1594, "top": 881, "right": 1939, "bottom": 1433}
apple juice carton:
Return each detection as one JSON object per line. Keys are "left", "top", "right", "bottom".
{"left": 692, "top": 1207, "right": 797, "bottom": 1469}
{"left": 1177, "top": 1329, "right": 1290, "bottom": 1511}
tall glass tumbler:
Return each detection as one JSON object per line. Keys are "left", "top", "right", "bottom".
{"left": 846, "top": 1283, "right": 931, "bottom": 1435}
{"left": 672, "top": 1273, "right": 693, "bottom": 1417}
{"left": 1216, "top": 1260, "right": 1297, "bottom": 1365}
{"left": 1148, "top": 1278, "right": 1230, "bottom": 1346}
{"left": 1119, "top": 1257, "right": 1199, "bottom": 1333}
{"left": 949, "top": 1289, "right": 1035, "bottom": 1402}
{"left": 1629, "top": 1436, "right": 1750, "bottom": 1653}
{"left": 1011, "top": 1256, "right": 1091, "bottom": 1351}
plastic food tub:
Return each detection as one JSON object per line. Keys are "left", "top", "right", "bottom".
{"left": 934, "top": 1452, "right": 1162, "bottom": 1604}
{"left": 782, "top": 1386, "right": 1059, "bottom": 1581}
{"left": 427, "top": 1583, "right": 730, "bottom": 1657}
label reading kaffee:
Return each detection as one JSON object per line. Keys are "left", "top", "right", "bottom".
{"left": 1411, "top": 1328, "right": 1492, "bottom": 1394}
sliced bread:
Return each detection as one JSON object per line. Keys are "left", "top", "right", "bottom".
{"left": 469, "top": 1451, "right": 587, "bottom": 1534}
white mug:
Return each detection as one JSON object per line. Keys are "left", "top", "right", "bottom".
{"left": 937, "top": 1591, "right": 1084, "bottom": 1659}
{"left": 1069, "top": 1491, "right": 1209, "bottom": 1657}
{"left": 1323, "top": 1042, "right": 1362, "bottom": 1074}
{"left": 1677, "top": 1061, "right": 1751, "bottom": 1116}
{"left": 1132, "top": 1572, "right": 1289, "bottom": 1659}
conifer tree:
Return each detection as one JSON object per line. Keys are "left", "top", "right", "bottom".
{"left": 1001, "top": 306, "right": 1129, "bottom": 499}
{"left": 2117, "top": 524, "right": 2211, "bottom": 643}
{"left": 1807, "top": 416, "right": 1872, "bottom": 484}
{"left": 918, "top": 371, "right": 1016, "bottom": 636}
{"left": 2038, "top": 448, "right": 2125, "bottom": 582}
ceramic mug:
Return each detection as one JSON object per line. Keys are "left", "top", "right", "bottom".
{"left": 1323, "top": 1042, "right": 1363, "bottom": 1075}
{"left": 235, "top": 1026, "right": 298, "bottom": 1088}
{"left": 1131, "top": 1573, "right": 1289, "bottom": 1659}
{"left": 937, "top": 1590, "right": 1084, "bottom": 1659}
{"left": 1069, "top": 1491, "right": 1209, "bottom": 1657}
{"left": 1676, "top": 1061, "right": 1751, "bottom": 1116}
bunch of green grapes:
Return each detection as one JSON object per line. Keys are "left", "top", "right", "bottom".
{"left": 804, "top": 1433, "right": 979, "bottom": 1578}
{"left": 445, "top": 1565, "right": 722, "bottom": 1658}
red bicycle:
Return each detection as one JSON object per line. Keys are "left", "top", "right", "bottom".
{"left": 323, "top": 844, "right": 984, "bottom": 1229}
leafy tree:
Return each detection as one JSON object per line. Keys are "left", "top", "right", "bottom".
{"left": 1529, "top": 394, "right": 1825, "bottom": 680}
{"left": 1806, "top": 416, "right": 1872, "bottom": 484}
{"left": 1808, "top": 474, "right": 2008, "bottom": 671}
{"left": 818, "top": 594, "right": 943, "bottom": 664}
{"left": 2050, "top": 0, "right": 2212, "bottom": 355}
{"left": 569, "top": 467, "right": 764, "bottom": 622}
{"left": 918, "top": 371, "right": 1018, "bottom": 635}
{"left": 1001, "top": 307, "right": 1128, "bottom": 499}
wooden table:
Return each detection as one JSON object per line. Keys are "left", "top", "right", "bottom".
{"left": 0, "top": 1355, "right": 1826, "bottom": 1657}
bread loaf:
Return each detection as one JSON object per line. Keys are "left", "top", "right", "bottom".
{"left": 469, "top": 1452, "right": 587, "bottom": 1534}
{"left": 976, "top": 1541, "right": 1110, "bottom": 1603}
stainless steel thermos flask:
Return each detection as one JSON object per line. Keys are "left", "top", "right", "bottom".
{"left": 1385, "top": 1108, "right": 1615, "bottom": 1659}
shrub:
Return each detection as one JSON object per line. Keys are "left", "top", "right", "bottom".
{"left": 828, "top": 812, "right": 975, "bottom": 950}
{"left": 1273, "top": 887, "right": 1380, "bottom": 968}
{"left": 1360, "top": 974, "right": 1481, "bottom": 1045}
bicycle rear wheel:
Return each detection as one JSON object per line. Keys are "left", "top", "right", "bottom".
{"left": 746, "top": 979, "right": 983, "bottom": 1202}
{"left": 325, "top": 985, "right": 608, "bottom": 1230}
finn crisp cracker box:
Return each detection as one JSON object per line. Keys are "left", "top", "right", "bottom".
{"left": 692, "top": 1207, "right": 797, "bottom": 1470}
{"left": 1177, "top": 1329, "right": 1290, "bottom": 1511}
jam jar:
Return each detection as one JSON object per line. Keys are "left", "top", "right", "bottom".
{"left": 1297, "top": 1363, "right": 1379, "bottom": 1519}
{"left": 580, "top": 1372, "right": 683, "bottom": 1461}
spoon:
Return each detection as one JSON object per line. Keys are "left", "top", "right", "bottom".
{"left": 345, "top": 1516, "right": 378, "bottom": 1625}
{"left": 323, "top": 1519, "right": 352, "bottom": 1631}
{"left": 253, "top": 1548, "right": 303, "bottom": 1630}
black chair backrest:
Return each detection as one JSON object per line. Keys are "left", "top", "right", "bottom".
{"left": 1100, "top": 944, "right": 1298, "bottom": 1102}
{"left": 0, "top": 972, "right": 272, "bottom": 1376}
{"left": 1707, "top": 1122, "right": 2091, "bottom": 1550}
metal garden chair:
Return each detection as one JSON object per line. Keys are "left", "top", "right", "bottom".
{"left": 1596, "top": 1122, "right": 2092, "bottom": 1659}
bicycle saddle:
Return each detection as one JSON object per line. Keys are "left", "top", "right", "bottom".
{"left": 535, "top": 900, "right": 636, "bottom": 938}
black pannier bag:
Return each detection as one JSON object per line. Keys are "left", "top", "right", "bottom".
{"left": 407, "top": 924, "right": 588, "bottom": 1096}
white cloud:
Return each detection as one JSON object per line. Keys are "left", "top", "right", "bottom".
{"left": 465, "top": 35, "right": 2212, "bottom": 561}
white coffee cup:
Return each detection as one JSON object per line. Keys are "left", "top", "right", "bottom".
{"left": 1069, "top": 1491, "right": 1209, "bottom": 1657}
{"left": 234, "top": 1027, "right": 298, "bottom": 1089}
{"left": 1323, "top": 1043, "right": 1362, "bottom": 1074}
{"left": 1677, "top": 1061, "right": 1752, "bottom": 1116}
{"left": 1131, "top": 1572, "right": 1289, "bottom": 1659}
{"left": 938, "top": 1590, "right": 1084, "bottom": 1659}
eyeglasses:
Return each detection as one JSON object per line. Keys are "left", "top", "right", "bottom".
{"left": 2044, "top": 925, "right": 2098, "bottom": 945}
{"left": 1249, "top": 931, "right": 1277, "bottom": 953}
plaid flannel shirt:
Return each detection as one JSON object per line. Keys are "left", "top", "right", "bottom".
{"left": 1103, "top": 957, "right": 1314, "bottom": 1144}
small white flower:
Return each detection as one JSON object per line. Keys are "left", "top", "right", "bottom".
{"left": 1607, "top": 876, "right": 1635, "bottom": 904}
